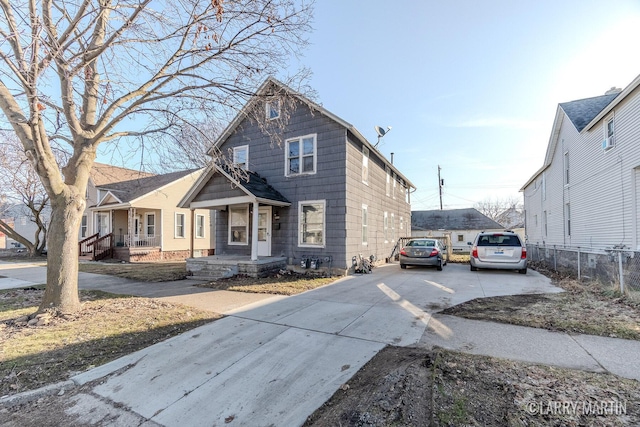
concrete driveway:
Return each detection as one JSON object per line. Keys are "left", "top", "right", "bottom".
{"left": 62, "top": 262, "right": 561, "bottom": 426}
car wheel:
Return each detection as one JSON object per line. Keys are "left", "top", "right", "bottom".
{"left": 519, "top": 267, "right": 527, "bottom": 274}
{"left": 400, "top": 264, "right": 406, "bottom": 269}
{"left": 470, "top": 264, "right": 478, "bottom": 271}
{"left": 437, "top": 260, "right": 443, "bottom": 271}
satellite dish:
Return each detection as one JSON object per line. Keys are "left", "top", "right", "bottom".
{"left": 374, "top": 125, "right": 387, "bottom": 137}
{"left": 374, "top": 125, "right": 392, "bottom": 147}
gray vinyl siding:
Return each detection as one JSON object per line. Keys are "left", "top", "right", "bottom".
{"left": 524, "top": 83, "right": 640, "bottom": 250}
{"left": 193, "top": 174, "right": 245, "bottom": 202}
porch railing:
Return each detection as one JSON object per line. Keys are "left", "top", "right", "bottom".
{"left": 115, "top": 234, "right": 161, "bottom": 248}
{"left": 79, "top": 232, "right": 114, "bottom": 260}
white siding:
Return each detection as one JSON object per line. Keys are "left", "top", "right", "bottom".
{"left": 524, "top": 84, "right": 640, "bottom": 250}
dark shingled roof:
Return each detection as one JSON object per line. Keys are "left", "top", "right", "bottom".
{"left": 412, "top": 208, "right": 504, "bottom": 231}
{"left": 219, "top": 164, "right": 289, "bottom": 204}
{"left": 559, "top": 93, "right": 618, "bottom": 132}
{"left": 98, "top": 169, "right": 200, "bottom": 203}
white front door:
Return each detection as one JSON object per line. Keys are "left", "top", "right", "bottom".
{"left": 95, "top": 212, "right": 110, "bottom": 236}
{"left": 257, "top": 206, "right": 272, "bottom": 256}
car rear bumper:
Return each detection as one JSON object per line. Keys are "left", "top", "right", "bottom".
{"left": 400, "top": 255, "right": 441, "bottom": 267}
{"left": 470, "top": 258, "right": 527, "bottom": 270}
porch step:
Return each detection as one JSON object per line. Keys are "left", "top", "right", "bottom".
{"left": 186, "top": 256, "right": 287, "bottom": 280}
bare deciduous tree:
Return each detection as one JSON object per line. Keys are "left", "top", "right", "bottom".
{"left": 0, "top": 132, "right": 49, "bottom": 256}
{"left": 0, "top": 0, "right": 314, "bottom": 314}
{"left": 474, "top": 196, "right": 524, "bottom": 229}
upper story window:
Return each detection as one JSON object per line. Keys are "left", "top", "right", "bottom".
{"left": 385, "top": 166, "right": 391, "bottom": 196}
{"left": 603, "top": 116, "right": 615, "bottom": 150}
{"left": 233, "top": 145, "right": 248, "bottom": 170}
{"left": 392, "top": 172, "right": 397, "bottom": 199}
{"left": 362, "top": 146, "right": 369, "bottom": 184}
{"left": 564, "top": 151, "right": 569, "bottom": 185}
{"left": 266, "top": 100, "right": 280, "bottom": 120}
{"left": 286, "top": 134, "right": 316, "bottom": 176}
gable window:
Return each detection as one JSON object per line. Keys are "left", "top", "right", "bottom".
{"left": 286, "top": 134, "right": 316, "bottom": 176}
{"left": 196, "top": 214, "right": 205, "bottom": 238}
{"left": 299, "top": 200, "right": 325, "bottom": 247}
{"left": 175, "top": 213, "right": 185, "bottom": 238}
{"left": 564, "top": 151, "right": 569, "bottom": 185}
{"left": 362, "top": 146, "right": 369, "bottom": 184}
{"left": 145, "top": 213, "right": 155, "bottom": 237}
{"left": 229, "top": 206, "right": 248, "bottom": 245}
{"left": 604, "top": 116, "right": 615, "bottom": 149}
{"left": 362, "top": 205, "right": 368, "bottom": 245}
{"left": 385, "top": 166, "right": 391, "bottom": 196}
{"left": 80, "top": 215, "right": 88, "bottom": 238}
{"left": 384, "top": 211, "right": 388, "bottom": 243}
{"left": 233, "top": 145, "right": 249, "bottom": 170}
{"left": 266, "top": 100, "right": 280, "bottom": 120}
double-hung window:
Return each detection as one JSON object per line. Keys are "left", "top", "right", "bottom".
{"left": 299, "top": 200, "right": 325, "bottom": 247}
{"left": 362, "top": 146, "right": 369, "bottom": 184}
{"left": 146, "top": 213, "right": 155, "bottom": 237}
{"left": 196, "top": 214, "right": 205, "bottom": 238}
{"left": 384, "top": 211, "right": 389, "bottom": 243}
{"left": 362, "top": 205, "right": 368, "bottom": 245}
{"left": 266, "top": 100, "right": 280, "bottom": 120}
{"left": 286, "top": 134, "right": 316, "bottom": 176}
{"left": 80, "top": 215, "right": 88, "bottom": 238}
{"left": 175, "top": 213, "right": 185, "bottom": 238}
{"left": 233, "top": 145, "right": 248, "bottom": 170}
{"left": 385, "top": 166, "right": 391, "bottom": 196}
{"left": 229, "top": 206, "right": 248, "bottom": 244}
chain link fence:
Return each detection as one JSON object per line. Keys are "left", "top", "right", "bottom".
{"left": 527, "top": 244, "right": 640, "bottom": 293}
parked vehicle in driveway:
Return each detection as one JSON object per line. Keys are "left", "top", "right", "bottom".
{"left": 468, "top": 230, "right": 527, "bottom": 274}
{"left": 399, "top": 238, "right": 447, "bottom": 271}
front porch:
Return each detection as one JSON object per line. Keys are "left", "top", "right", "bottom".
{"left": 187, "top": 255, "right": 288, "bottom": 280}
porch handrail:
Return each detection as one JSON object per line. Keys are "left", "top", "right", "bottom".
{"left": 93, "top": 233, "right": 114, "bottom": 261}
{"left": 79, "top": 232, "right": 100, "bottom": 257}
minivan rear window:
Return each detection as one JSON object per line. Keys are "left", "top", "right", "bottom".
{"left": 477, "top": 235, "right": 521, "bottom": 246}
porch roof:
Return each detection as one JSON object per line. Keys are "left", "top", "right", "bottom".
{"left": 178, "top": 163, "right": 290, "bottom": 209}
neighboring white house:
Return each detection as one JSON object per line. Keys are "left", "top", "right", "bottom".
{"left": 411, "top": 208, "right": 504, "bottom": 253}
{"left": 521, "top": 74, "right": 640, "bottom": 250}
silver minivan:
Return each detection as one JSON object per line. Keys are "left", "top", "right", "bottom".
{"left": 468, "top": 231, "right": 527, "bottom": 274}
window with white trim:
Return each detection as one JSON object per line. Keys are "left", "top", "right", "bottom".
{"left": 565, "top": 203, "right": 571, "bottom": 236}
{"left": 362, "top": 204, "right": 368, "bottom": 245}
{"left": 392, "top": 172, "right": 397, "bottom": 199}
{"left": 385, "top": 166, "right": 391, "bottom": 196}
{"left": 564, "top": 151, "right": 569, "bottom": 185}
{"left": 80, "top": 215, "right": 87, "bottom": 238}
{"left": 604, "top": 116, "right": 615, "bottom": 149}
{"left": 362, "top": 146, "right": 369, "bottom": 184}
{"left": 175, "top": 213, "right": 185, "bottom": 238}
{"left": 196, "top": 214, "right": 205, "bottom": 238}
{"left": 286, "top": 134, "right": 316, "bottom": 176}
{"left": 399, "top": 216, "right": 404, "bottom": 234}
{"left": 384, "top": 211, "right": 388, "bottom": 243}
{"left": 299, "top": 200, "right": 325, "bottom": 247}
{"left": 233, "top": 145, "right": 249, "bottom": 170}
{"left": 266, "top": 100, "right": 280, "bottom": 120}
{"left": 391, "top": 213, "right": 395, "bottom": 242}
{"left": 229, "top": 206, "right": 248, "bottom": 245}
{"left": 145, "top": 213, "right": 155, "bottom": 236}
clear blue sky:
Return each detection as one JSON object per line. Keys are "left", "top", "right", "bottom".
{"left": 291, "top": 0, "right": 640, "bottom": 210}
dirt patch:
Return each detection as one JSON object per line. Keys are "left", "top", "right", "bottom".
{"left": 441, "top": 278, "right": 640, "bottom": 340}
{"left": 305, "top": 346, "right": 640, "bottom": 426}
{"left": 78, "top": 261, "right": 188, "bottom": 282}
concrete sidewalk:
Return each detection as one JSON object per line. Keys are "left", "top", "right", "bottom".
{"left": 2, "top": 261, "right": 639, "bottom": 426}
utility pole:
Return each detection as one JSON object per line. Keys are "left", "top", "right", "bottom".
{"left": 438, "top": 165, "right": 444, "bottom": 210}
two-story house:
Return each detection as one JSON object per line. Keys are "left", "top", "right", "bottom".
{"left": 179, "top": 78, "right": 416, "bottom": 275}
{"left": 521, "top": 73, "right": 640, "bottom": 250}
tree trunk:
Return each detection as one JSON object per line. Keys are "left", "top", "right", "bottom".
{"left": 38, "top": 191, "right": 85, "bottom": 314}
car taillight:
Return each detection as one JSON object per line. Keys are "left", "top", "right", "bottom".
{"left": 521, "top": 247, "right": 527, "bottom": 259}
{"left": 400, "top": 248, "right": 407, "bottom": 256}
{"left": 430, "top": 248, "right": 439, "bottom": 257}
{"left": 472, "top": 246, "right": 478, "bottom": 258}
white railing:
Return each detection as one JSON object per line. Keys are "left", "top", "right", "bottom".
{"left": 116, "top": 234, "right": 161, "bottom": 248}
